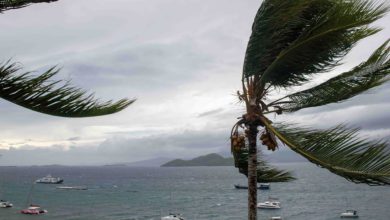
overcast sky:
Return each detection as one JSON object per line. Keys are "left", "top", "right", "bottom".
{"left": 0, "top": 0, "right": 389, "bottom": 165}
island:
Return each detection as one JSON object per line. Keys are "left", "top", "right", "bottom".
{"left": 161, "top": 153, "right": 234, "bottom": 167}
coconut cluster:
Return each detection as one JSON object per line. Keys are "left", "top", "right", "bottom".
{"left": 231, "top": 133, "right": 246, "bottom": 153}
{"left": 260, "top": 130, "right": 278, "bottom": 151}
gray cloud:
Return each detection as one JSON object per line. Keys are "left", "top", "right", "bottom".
{"left": 197, "top": 108, "right": 224, "bottom": 118}
{"left": 0, "top": 0, "right": 389, "bottom": 165}
{"left": 0, "top": 129, "right": 228, "bottom": 166}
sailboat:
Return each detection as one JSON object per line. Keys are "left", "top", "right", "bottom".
{"left": 0, "top": 185, "right": 13, "bottom": 208}
{"left": 20, "top": 182, "right": 47, "bottom": 215}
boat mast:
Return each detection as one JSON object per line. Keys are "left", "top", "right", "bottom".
{"left": 25, "top": 181, "right": 35, "bottom": 206}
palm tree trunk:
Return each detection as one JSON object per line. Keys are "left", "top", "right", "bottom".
{"left": 247, "top": 124, "right": 258, "bottom": 220}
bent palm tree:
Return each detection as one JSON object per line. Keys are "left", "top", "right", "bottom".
{"left": 1, "top": 0, "right": 134, "bottom": 117}
{"left": 231, "top": 1, "right": 390, "bottom": 219}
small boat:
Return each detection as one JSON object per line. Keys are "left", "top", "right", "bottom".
{"left": 257, "top": 198, "right": 281, "bottom": 209}
{"left": 270, "top": 217, "right": 282, "bottom": 220}
{"left": 56, "top": 186, "right": 88, "bottom": 190}
{"left": 234, "top": 184, "right": 270, "bottom": 190}
{"left": 259, "top": 183, "right": 270, "bottom": 190}
{"left": 20, "top": 205, "right": 48, "bottom": 215}
{"left": 36, "top": 175, "right": 63, "bottom": 184}
{"left": 0, "top": 200, "right": 13, "bottom": 208}
{"left": 161, "top": 213, "right": 185, "bottom": 220}
{"left": 340, "top": 210, "right": 359, "bottom": 218}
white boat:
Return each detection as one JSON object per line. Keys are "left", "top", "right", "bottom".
{"left": 0, "top": 200, "right": 13, "bottom": 208}
{"left": 257, "top": 198, "right": 281, "bottom": 209}
{"left": 56, "top": 186, "right": 88, "bottom": 190}
{"left": 36, "top": 175, "right": 63, "bottom": 184}
{"left": 340, "top": 210, "right": 359, "bottom": 218}
{"left": 270, "top": 217, "right": 282, "bottom": 220}
{"left": 161, "top": 213, "right": 185, "bottom": 220}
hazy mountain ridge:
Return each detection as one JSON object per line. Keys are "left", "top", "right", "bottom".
{"left": 161, "top": 153, "right": 233, "bottom": 167}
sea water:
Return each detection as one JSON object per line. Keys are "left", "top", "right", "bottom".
{"left": 0, "top": 163, "right": 388, "bottom": 220}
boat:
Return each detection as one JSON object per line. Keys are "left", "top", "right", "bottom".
{"left": 0, "top": 185, "right": 13, "bottom": 208}
{"left": 36, "top": 175, "right": 63, "bottom": 184}
{"left": 20, "top": 182, "right": 47, "bottom": 215}
{"left": 340, "top": 210, "right": 359, "bottom": 218}
{"left": 20, "top": 205, "right": 48, "bottom": 215}
{"left": 234, "top": 183, "right": 270, "bottom": 190}
{"left": 161, "top": 213, "right": 185, "bottom": 220}
{"left": 259, "top": 183, "right": 270, "bottom": 190}
{"left": 270, "top": 217, "right": 282, "bottom": 220}
{"left": 257, "top": 198, "right": 281, "bottom": 209}
{"left": 0, "top": 200, "right": 13, "bottom": 208}
{"left": 56, "top": 186, "right": 88, "bottom": 190}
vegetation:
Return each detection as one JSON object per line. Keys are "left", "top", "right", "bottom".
{"left": 0, "top": 0, "right": 58, "bottom": 13}
{"left": 230, "top": 0, "right": 390, "bottom": 219}
{"left": 0, "top": 0, "right": 134, "bottom": 117}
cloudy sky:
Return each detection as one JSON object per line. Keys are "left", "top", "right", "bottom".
{"left": 0, "top": 0, "right": 389, "bottom": 165}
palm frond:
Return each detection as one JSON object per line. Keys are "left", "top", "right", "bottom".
{"left": 0, "top": 0, "right": 57, "bottom": 12}
{"left": 243, "top": 0, "right": 388, "bottom": 87}
{"left": 233, "top": 148, "right": 295, "bottom": 183}
{"left": 264, "top": 121, "right": 390, "bottom": 185}
{"left": 271, "top": 40, "right": 390, "bottom": 112}
{"left": 0, "top": 61, "right": 134, "bottom": 117}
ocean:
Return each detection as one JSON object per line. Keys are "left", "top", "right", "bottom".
{"left": 0, "top": 163, "right": 388, "bottom": 220}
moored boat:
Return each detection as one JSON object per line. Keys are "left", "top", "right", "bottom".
{"left": 36, "top": 175, "right": 63, "bottom": 184}
{"left": 20, "top": 205, "right": 48, "bottom": 215}
{"left": 257, "top": 198, "right": 281, "bottom": 209}
{"left": 270, "top": 217, "right": 282, "bottom": 220}
{"left": 0, "top": 200, "right": 13, "bottom": 208}
{"left": 259, "top": 183, "right": 270, "bottom": 190}
{"left": 161, "top": 213, "right": 185, "bottom": 220}
{"left": 340, "top": 210, "right": 359, "bottom": 218}
{"left": 56, "top": 186, "right": 88, "bottom": 190}
{"left": 234, "top": 183, "right": 271, "bottom": 190}
{"left": 257, "top": 201, "right": 281, "bottom": 209}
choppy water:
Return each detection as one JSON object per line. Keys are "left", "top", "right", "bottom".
{"left": 0, "top": 163, "right": 389, "bottom": 220}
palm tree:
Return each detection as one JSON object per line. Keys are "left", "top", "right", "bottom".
{"left": 1, "top": 0, "right": 134, "bottom": 117}
{"left": 0, "top": 0, "right": 58, "bottom": 13}
{"left": 230, "top": 1, "right": 390, "bottom": 219}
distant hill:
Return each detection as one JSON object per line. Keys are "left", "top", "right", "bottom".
{"left": 161, "top": 153, "right": 233, "bottom": 167}
{"left": 104, "top": 157, "right": 172, "bottom": 167}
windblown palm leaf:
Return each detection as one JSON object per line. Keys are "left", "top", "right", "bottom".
{"left": 233, "top": 148, "right": 294, "bottom": 183}
{"left": 0, "top": 0, "right": 57, "bottom": 12}
{"left": 244, "top": 0, "right": 388, "bottom": 87}
{"left": 0, "top": 61, "right": 134, "bottom": 117}
{"left": 236, "top": 1, "right": 390, "bottom": 218}
{"left": 264, "top": 121, "right": 390, "bottom": 185}
{"left": 271, "top": 40, "right": 390, "bottom": 112}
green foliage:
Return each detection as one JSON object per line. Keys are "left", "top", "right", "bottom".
{"left": 266, "top": 123, "right": 390, "bottom": 185}
{"left": 233, "top": 148, "right": 295, "bottom": 183}
{"left": 275, "top": 40, "right": 390, "bottom": 112}
{"left": 243, "top": 0, "right": 388, "bottom": 87}
{"left": 0, "top": 61, "right": 134, "bottom": 117}
{"left": 0, "top": 0, "right": 57, "bottom": 12}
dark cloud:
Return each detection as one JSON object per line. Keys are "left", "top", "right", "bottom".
{"left": 0, "top": 129, "right": 229, "bottom": 166}
{"left": 67, "top": 137, "right": 81, "bottom": 141}
{"left": 197, "top": 108, "right": 224, "bottom": 117}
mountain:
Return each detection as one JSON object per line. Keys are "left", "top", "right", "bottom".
{"left": 161, "top": 153, "right": 234, "bottom": 167}
{"left": 104, "top": 157, "right": 172, "bottom": 167}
